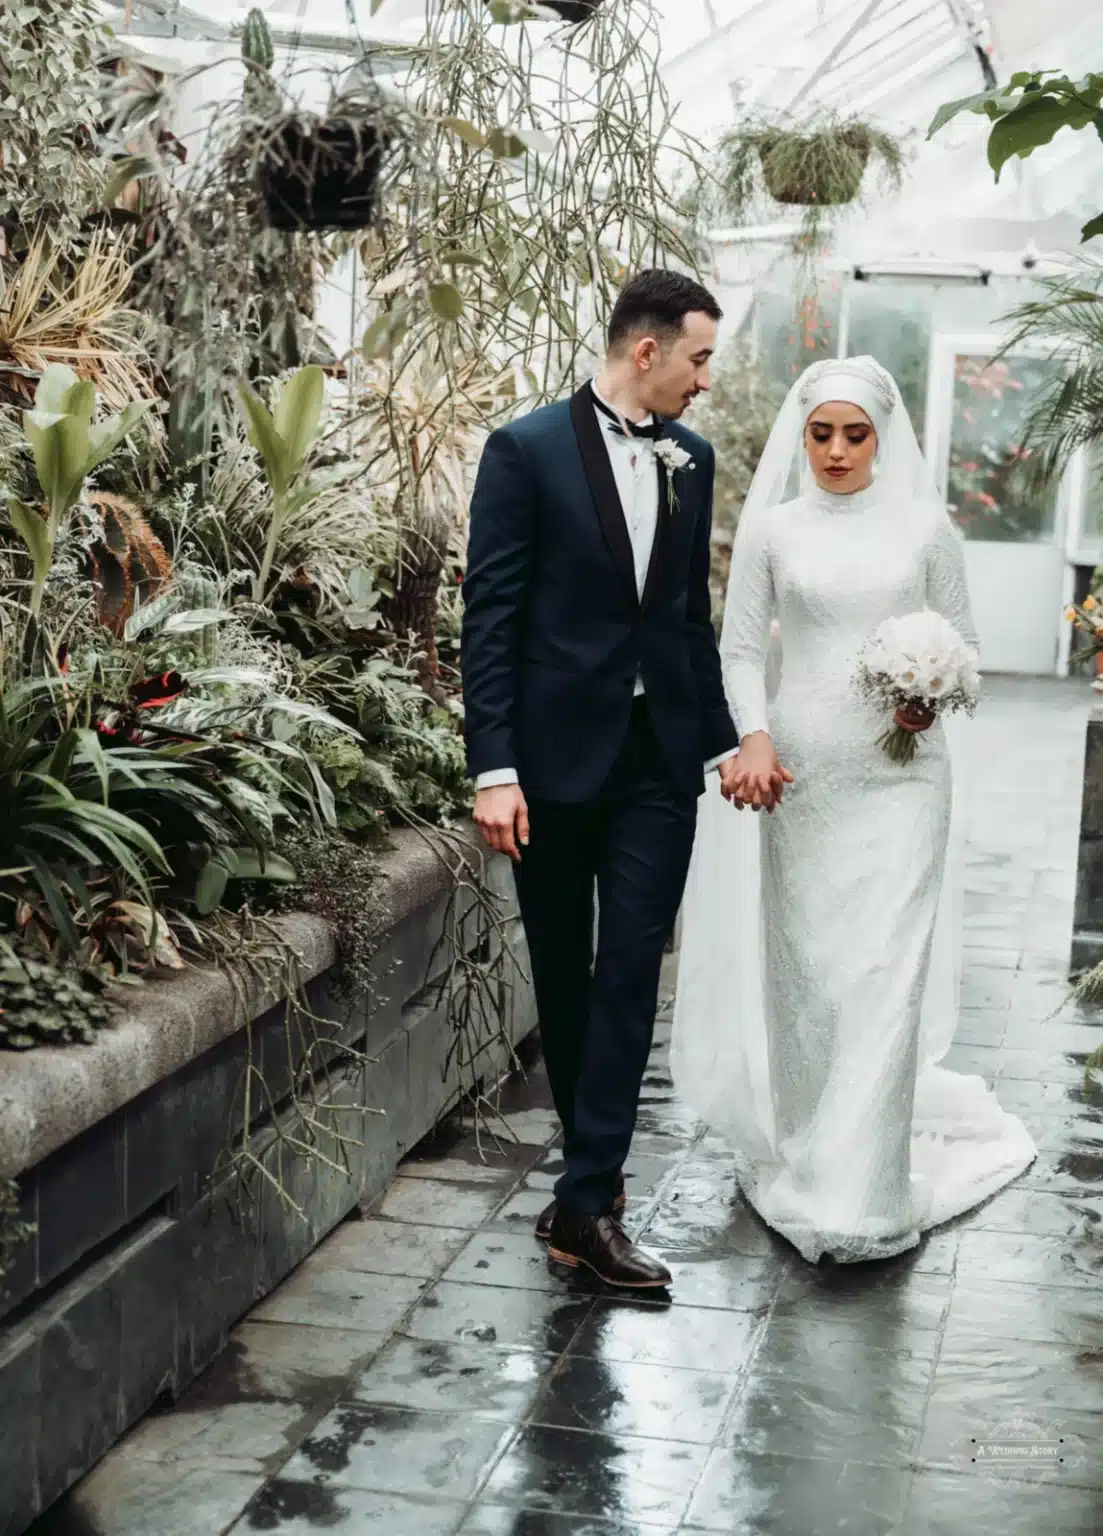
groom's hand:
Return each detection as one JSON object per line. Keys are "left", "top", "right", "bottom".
{"left": 724, "top": 732, "right": 793, "bottom": 812}
{"left": 474, "top": 784, "right": 530, "bottom": 862}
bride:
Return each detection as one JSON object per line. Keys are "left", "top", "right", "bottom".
{"left": 671, "top": 355, "right": 1036, "bottom": 1265}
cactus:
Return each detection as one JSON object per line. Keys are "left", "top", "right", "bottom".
{"left": 87, "top": 492, "right": 173, "bottom": 637}
{"left": 242, "top": 7, "right": 275, "bottom": 71}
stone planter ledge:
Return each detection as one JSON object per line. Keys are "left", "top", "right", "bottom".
{"left": 0, "top": 821, "right": 486, "bottom": 1181}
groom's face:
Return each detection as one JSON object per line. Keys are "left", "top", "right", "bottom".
{"left": 636, "top": 311, "right": 717, "bottom": 418}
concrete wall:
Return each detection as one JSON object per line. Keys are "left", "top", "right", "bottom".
{"left": 0, "top": 827, "right": 534, "bottom": 1535}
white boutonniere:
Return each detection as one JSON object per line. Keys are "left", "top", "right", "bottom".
{"left": 653, "top": 438, "right": 695, "bottom": 512}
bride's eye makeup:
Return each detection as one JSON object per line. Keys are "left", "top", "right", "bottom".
{"left": 808, "top": 422, "right": 872, "bottom": 445}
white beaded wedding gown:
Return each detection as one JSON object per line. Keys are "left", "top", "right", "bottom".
{"left": 672, "top": 366, "right": 1036, "bottom": 1265}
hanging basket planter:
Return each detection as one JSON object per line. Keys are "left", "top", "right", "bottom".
{"left": 755, "top": 128, "right": 871, "bottom": 207}
{"left": 539, "top": 0, "right": 605, "bottom": 22}
{"left": 259, "top": 117, "right": 386, "bottom": 232}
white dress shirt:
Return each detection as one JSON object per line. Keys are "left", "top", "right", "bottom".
{"left": 476, "top": 382, "right": 735, "bottom": 789}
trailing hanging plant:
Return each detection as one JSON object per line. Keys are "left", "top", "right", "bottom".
{"left": 711, "top": 113, "right": 903, "bottom": 260}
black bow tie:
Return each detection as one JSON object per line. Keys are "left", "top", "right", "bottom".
{"left": 591, "top": 389, "right": 665, "bottom": 442}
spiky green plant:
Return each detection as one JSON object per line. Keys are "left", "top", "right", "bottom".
{"left": 1000, "top": 256, "right": 1103, "bottom": 486}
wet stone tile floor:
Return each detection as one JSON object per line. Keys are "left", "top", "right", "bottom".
{"left": 35, "top": 679, "right": 1103, "bottom": 1535}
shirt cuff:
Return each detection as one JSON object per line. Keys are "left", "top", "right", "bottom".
{"left": 475, "top": 768, "right": 520, "bottom": 790}
{"left": 704, "top": 751, "right": 737, "bottom": 773}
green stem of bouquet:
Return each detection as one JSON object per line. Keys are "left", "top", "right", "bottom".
{"left": 876, "top": 724, "right": 920, "bottom": 764}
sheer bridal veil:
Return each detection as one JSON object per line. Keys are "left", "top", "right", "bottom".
{"left": 670, "top": 356, "right": 969, "bottom": 1154}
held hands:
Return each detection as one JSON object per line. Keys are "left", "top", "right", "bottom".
{"left": 473, "top": 784, "right": 530, "bottom": 862}
{"left": 720, "top": 732, "right": 793, "bottom": 813}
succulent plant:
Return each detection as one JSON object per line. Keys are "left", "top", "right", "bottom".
{"left": 0, "top": 952, "right": 116, "bottom": 1050}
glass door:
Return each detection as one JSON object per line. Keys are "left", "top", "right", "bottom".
{"left": 926, "top": 333, "right": 1072, "bottom": 675}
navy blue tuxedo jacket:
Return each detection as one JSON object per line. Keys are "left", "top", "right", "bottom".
{"left": 461, "top": 384, "right": 738, "bottom": 802}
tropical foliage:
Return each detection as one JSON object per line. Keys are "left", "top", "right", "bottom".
{"left": 929, "top": 71, "right": 1103, "bottom": 243}
{"left": 0, "top": 0, "right": 695, "bottom": 1032}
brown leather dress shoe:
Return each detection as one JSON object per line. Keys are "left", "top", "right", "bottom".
{"left": 547, "top": 1211, "right": 671, "bottom": 1289}
{"left": 535, "top": 1170, "right": 625, "bottom": 1243}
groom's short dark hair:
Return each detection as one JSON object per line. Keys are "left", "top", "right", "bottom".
{"left": 608, "top": 269, "right": 722, "bottom": 352}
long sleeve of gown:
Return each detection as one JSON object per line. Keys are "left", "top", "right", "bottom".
{"left": 720, "top": 501, "right": 775, "bottom": 739}
{"left": 926, "top": 512, "right": 979, "bottom": 656}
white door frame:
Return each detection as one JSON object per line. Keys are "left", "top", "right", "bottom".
{"left": 925, "top": 329, "right": 1078, "bottom": 677}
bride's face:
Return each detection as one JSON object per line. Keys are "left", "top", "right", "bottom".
{"left": 803, "top": 402, "right": 877, "bottom": 494}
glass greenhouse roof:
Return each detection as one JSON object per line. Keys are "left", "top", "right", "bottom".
{"left": 101, "top": 0, "right": 1103, "bottom": 251}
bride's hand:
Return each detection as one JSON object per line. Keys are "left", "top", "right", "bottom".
{"left": 723, "top": 733, "right": 793, "bottom": 812}
{"left": 894, "top": 702, "right": 936, "bottom": 734}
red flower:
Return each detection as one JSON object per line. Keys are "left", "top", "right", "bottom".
{"left": 130, "top": 671, "right": 187, "bottom": 709}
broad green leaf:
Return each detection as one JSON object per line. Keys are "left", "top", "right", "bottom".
{"left": 124, "top": 590, "right": 179, "bottom": 642}
{"left": 33, "top": 363, "right": 81, "bottom": 418}
{"left": 1083, "top": 212, "right": 1103, "bottom": 242}
{"left": 429, "top": 281, "right": 465, "bottom": 321}
{"left": 444, "top": 117, "right": 486, "bottom": 150}
{"left": 988, "top": 93, "right": 1097, "bottom": 177}
{"left": 162, "top": 608, "right": 232, "bottom": 634}
{"left": 237, "top": 381, "right": 288, "bottom": 497}
{"left": 87, "top": 400, "right": 154, "bottom": 472}
{"left": 272, "top": 365, "right": 325, "bottom": 477}
{"left": 195, "top": 855, "right": 231, "bottom": 915}
{"left": 61, "top": 377, "right": 96, "bottom": 429}
{"left": 306, "top": 754, "right": 337, "bottom": 827}
{"left": 362, "top": 299, "right": 412, "bottom": 359}
{"left": 440, "top": 248, "right": 485, "bottom": 267}
{"left": 7, "top": 498, "right": 52, "bottom": 581}
{"left": 103, "top": 154, "right": 159, "bottom": 207}
{"left": 229, "top": 849, "right": 298, "bottom": 881}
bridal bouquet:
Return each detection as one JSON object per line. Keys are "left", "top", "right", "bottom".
{"left": 857, "top": 611, "right": 980, "bottom": 764}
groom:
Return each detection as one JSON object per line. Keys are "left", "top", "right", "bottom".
{"left": 462, "top": 270, "right": 740, "bottom": 1289}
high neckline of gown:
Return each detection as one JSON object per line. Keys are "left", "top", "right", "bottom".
{"left": 806, "top": 480, "right": 880, "bottom": 513}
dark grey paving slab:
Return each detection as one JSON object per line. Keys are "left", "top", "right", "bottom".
{"left": 178, "top": 1320, "right": 386, "bottom": 1406}
{"left": 457, "top": 1510, "right": 674, "bottom": 1535}
{"left": 33, "top": 1463, "right": 264, "bottom": 1536}
{"left": 402, "top": 1280, "right": 594, "bottom": 1355}
{"left": 684, "top": 1447, "right": 912, "bottom": 1533}
{"left": 529, "top": 1355, "right": 740, "bottom": 1445}
{"left": 316, "top": 1216, "right": 471, "bottom": 1278}
{"left": 567, "top": 1299, "right": 761, "bottom": 1375}
{"left": 278, "top": 1402, "right": 512, "bottom": 1499}
{"left": 900, "top": 1471, "right": 1101, "bottom": 1536}
{"left": 250, "top": 1263, "right": 428, "bottom": 1333}
{"left": 230, "top": 1482, "right": 464, "bottom": 1534}
{"left": 723, "top": 1362, "right": 929, "bottom": 1467}
{"left": 348, "top": 1335, "right": 551, "bottom": 1421}
{"left": 376, "top": 1175, "right": 506, "bottom": 1229}
{"left": 481, "top": 1424, "right": 708, "bottom": 1526}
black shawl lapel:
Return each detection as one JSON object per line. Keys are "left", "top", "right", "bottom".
{"left": 569, "top": 384, "right": 638, "bottom": 608}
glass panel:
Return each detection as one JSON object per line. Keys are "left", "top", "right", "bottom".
{"left": 753, "top": 272, "right": 843, "bottom": 394}
{"left": 1078, "top": 444, "right": 1103, "bottom": 554}
{"left": 844, "top": 284, "right": 932, "bottom": 448}
{"left": 946, "top": 354, "right": 1063, "bottom": 544}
